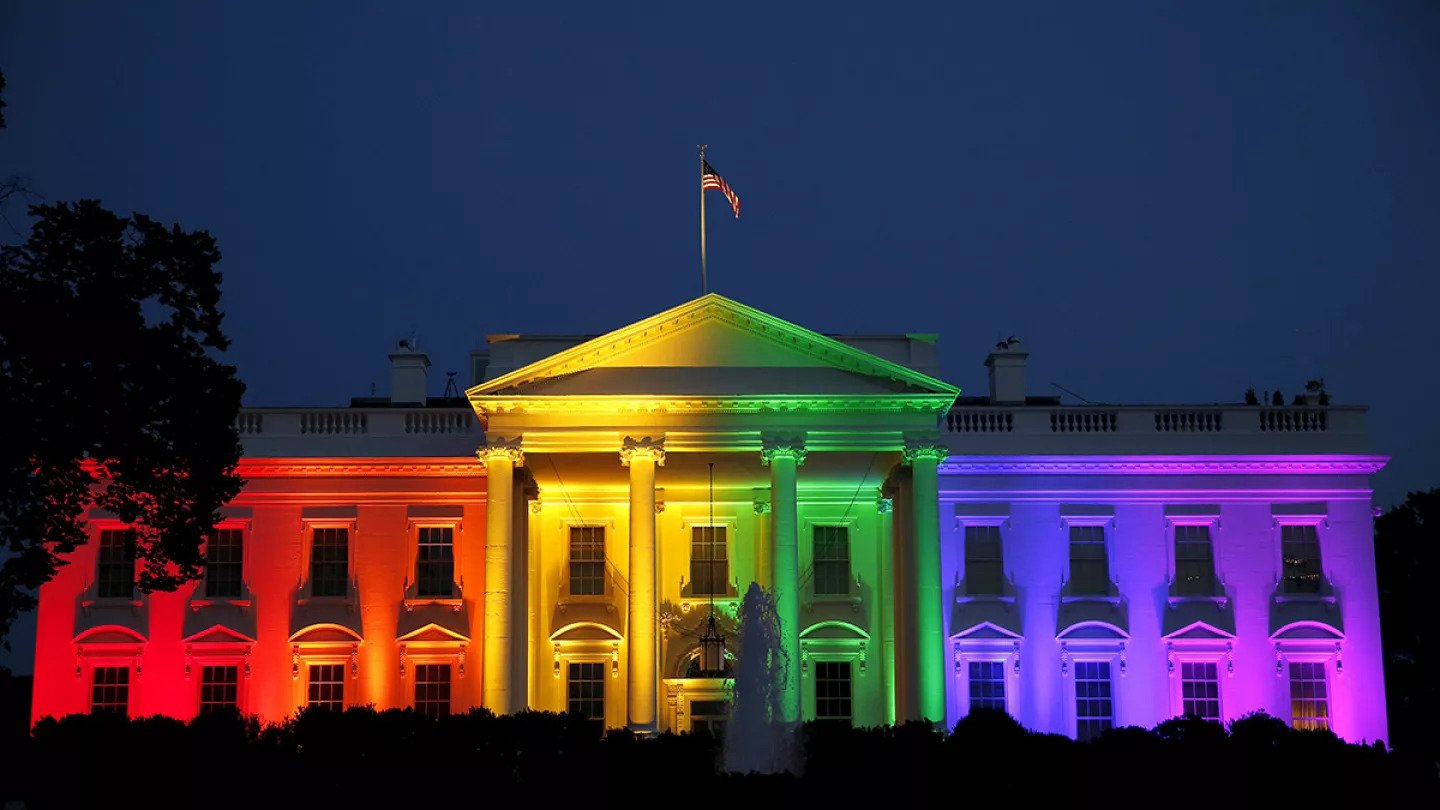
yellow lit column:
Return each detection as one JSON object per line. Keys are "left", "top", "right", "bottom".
{"left": 480, "top": 440, "right": 523, "bottom": 714}
{"left": 621, "top": 436, "right": 665, "bottom": 732}
{"left": 763, "top": 436, "right": 806, "bottom": 724}
{"left": 904, "top": 441, "right": 947, "bottom": 724}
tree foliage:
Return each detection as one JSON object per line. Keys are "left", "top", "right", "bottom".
{"left": 1375, "top": 488, "right": 1440, "bottom": 762}
{"left": 0, "top": 200, "right": 245, "bottom": 643}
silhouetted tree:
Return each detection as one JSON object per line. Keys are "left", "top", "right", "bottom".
{"left": 0, "top": 68, "right": 7, "bottom": 129}
{"left": 0, "top": 200, "right": 245, "bottom": 644}
{"left": 1375, "top": 489, "right": 1440, "bottom": 763}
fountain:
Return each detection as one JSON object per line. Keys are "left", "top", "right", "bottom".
{"left": 722, "top": 581, "right": 797, "bottom": 774}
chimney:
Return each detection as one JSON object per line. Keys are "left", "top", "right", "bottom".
{"left": 985, "top": 337, "right": 1028, "bottom": 404}
{"left": 389, "top": 338, "right": 430, "bottom": 405}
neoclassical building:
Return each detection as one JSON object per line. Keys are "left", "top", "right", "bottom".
{"left": 29, "top": 294, "right": 1390, "bottom": 743}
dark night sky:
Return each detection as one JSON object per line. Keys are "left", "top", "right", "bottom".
{"left": 2, "top": 3, "right": 1438, "bottom": 667}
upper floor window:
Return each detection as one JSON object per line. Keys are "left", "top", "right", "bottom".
{"left": 97, "top": 529, "right": 136, "bottom": 599}
{"left": 812, "top": 526, "right": 850, "bottom": 596}
{"left": 1174, "top": 525, "right": 1216, "bottom": 596}
{"left": 307, "top": 664, "right": 345, "bottom": 711}
{"left": 1068, "top": 525, "right": 1110, "bottom": 596}
{"left": 90, "top": 666, "right": 129, "bottom": 714}
{"left": 204, "top": 528, "right": 244, "bottom": 599}
{"left": 416, "top": 527, "right": 455, "bottom": 598}
{"left": 199, "top": 665, "right": 238, "bottom": 714}
{"left": 690, "top": 526, "right": 727, "bottom": 597}
{"left": 1288, "top": 662, "right": 1329, "bottom": 731}
{"left": 310, "top": 528, "right": 349, "bottom": 598}
{"left": 414, "top": 664, "right": 451, "bottom": 719}
{"left": 1074, "top": 660, "right": 1114, "bottom": 741}
{"left": 1180, "top": 661, "right": 1220, "bottom": 722}
{"left": 1281, "top": 525, "right": 1323, "bottom": 595}
{"left": 568, "top": 526, "right": 605, "bottom": 597}
{"left": 814, "top": 660, "right": 853, "bottom": 724}
{"left": 964, "top": 525, "right": 1004, "bottom": 596}
{"left": 567, "top": 661, "right": 605, "bottom": 720}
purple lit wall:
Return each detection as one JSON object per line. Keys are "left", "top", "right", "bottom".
{"left": 938, "top": 455, "right": 1388, "bottom": 745}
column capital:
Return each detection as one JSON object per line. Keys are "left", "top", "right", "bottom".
{"left": 478, "top": 437, "right": 524, "bottom": 466}
{"left": 901, "top": 440, "right": 947, "bottom": 466}
{"left": 753, "top": 500, "right": 772, "bottom": 515}
{"left": 760, "top": 435, "right": 807, "bottom": 467}
{"left": 620, "top": 435, "right": 666, "bottom": 467}
{"left": 876, "top": 496, "right": 894, "bottom": 514}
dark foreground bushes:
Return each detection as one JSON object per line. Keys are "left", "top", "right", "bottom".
{"left": 4, "top": 708, "right": 1434, "bottom": 808}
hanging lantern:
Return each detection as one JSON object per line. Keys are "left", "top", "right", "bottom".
{"left": 699, "top": 614, "right": 726, "bottom": 677}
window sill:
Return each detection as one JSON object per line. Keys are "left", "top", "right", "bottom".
{"left": 1060, "top": 593, "right": 1122, "bottom": 606}
{"left": 297, "top": 595, "right": 353, "bottom": 607}
{"left": 403, "top": 597, "right": 463, "bottom": 612}
{"left": 1273, "top": 593, "right": 1337, "bottom": 605}
{"left": 188, "top": 598, "right": 253, "bottom": 610}
{"left": 956, "top": 594, "right": 1016, "bottom": 604}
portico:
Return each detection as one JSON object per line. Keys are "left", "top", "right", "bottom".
{"left": 466, "top": 294, "right": 958, "bottom": 730}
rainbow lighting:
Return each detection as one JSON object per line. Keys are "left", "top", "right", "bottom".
{"left": 30, "top": 295, "right": 1389, "bottom": 745}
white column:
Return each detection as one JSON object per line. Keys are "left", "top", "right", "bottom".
{"left": 763, "top": 435, "right": 806, "bottom": 724}
{"left": 904, "top": 441, "right": 947, "bottom": 724}
{"left": 622, "top": 436, "right": 665, "bottom": 732}
{"left": 480, "top": 440, "right": 523, "bottom": 713}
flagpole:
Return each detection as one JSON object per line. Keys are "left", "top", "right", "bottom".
{"left": 698, "top": 144, "right": 708, "bottom": 295}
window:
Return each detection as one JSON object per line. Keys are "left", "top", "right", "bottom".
{"left": 1281, "top": 525, "right": 1323, "bottom": 595}
{"left": 310, "top": 528, "right": 349, "bottom": 598}
{"left": 968, "top": 660, "right": 1006, "bottom": 712}
{"left": 1068, "top": 525, "right": 1110, "bottom": 595}
{"left": 204, "top": 529, "right": 244, "bottom": 599}
{"left": 1289, "top": 662, "right": 1329, "bottom": 731}
{"left": 414, "top": 664, "right": 451, "bottom": 719}
{"left": 964, "top": 525, "right": 1004, "bottom": 596}
{"left": 199, "top": 665, "right": 238, "bottom": 714}
{"left": 307, "top": 664, "right": 345, "bottom": 710}
{"left": 568, "top": 526, "right": 605, "bottom": 597}
{"left": 814, "top": 661, "right": 852, "bottom": 723}
{"left": 97, "top": 529, "right": 136, "bottom": 599}
{"left": 690, "top": 699, "right": 730, "bottom": 737}
{"left": 90, "top": 666, "right": 129, "bottom": 715}
{"left": 1074, "top": 660, "right": 1113, "bottom": 741}
{"left": 1174, "top": 525, "right": 1216, "bottom": 595}
{"left": 416, "top": 527, "right": 455, "bottom": 597}
{"left": 812, "top": 526, "right": 850, "bottom": 596}
{"left": 567, "top": 662, "right": 605, "bottom": 720}
{"left": 1180, "top": 661, "right": 1220, "bottom": 722}
{"left": 690, "top": 526, "right": 727, "bottom": 596}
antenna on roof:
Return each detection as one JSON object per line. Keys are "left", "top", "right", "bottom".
{"left": 1050, "top": 381, "right": 1099, "bottom": 405}
{"left": 443, "top": 372, "right": 460, "bottom": 398}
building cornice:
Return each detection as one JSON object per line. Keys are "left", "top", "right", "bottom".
{"left": 937, "top": 455, "right": 1389, "bottom": 476}
{"left": 237, "top": 457, "right": 484, "bottom": 478}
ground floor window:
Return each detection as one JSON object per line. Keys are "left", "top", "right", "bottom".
{"left": 414, "top": 664, "right": 451, "bottom": 719}
{"left": 307, "top": 663, "right": 345, "bottom": 710}
{"left": 968, "top": 660, "right": 1007, "bottom": 713}
{"left": 1288, "top": 662, "right": 1329, "bottom": 731}
{"left": 568, "top": 662, "right": 605, "bottom": 720}
{"left": 1180, "top": 661, "right": 1220, "bottom": 722}
{"left": 1074, "top": 660, "right": 1114, "bottom": 741}
{"left": 90, "top": 666, "right": 129, "bottom": 715}
{"left": 199, "top": 665, "right": 239, "bottom": 714}
{"left": 814, "top": 660, "right": 852, "bottom": 723}
{"left": 690, "top": 699, "right": 730, "bottom": 737}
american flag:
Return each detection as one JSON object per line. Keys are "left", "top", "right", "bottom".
{"left": 701, "top": 160, "right": 741, "bottom": 218}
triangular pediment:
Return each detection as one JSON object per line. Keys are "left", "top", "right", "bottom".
{"left": 469, "top": 294, "right": 958, "bottom": 405}
{"left": 182, "top": 624, "right": 256, "bottom": 645}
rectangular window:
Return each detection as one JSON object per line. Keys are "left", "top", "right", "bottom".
{"left": 690, "top": 699, "right": 730, "bottom": 737}
{"left": 416, "top": 527, "right": 455, "bottom": 598}
{"left": 414, "top": 664, "right": 451, "bottom": 719}
{"left": 90, "top": 666, "right": 129, "bottom": 715}
{"left": 964, "top": 525, "right": 1005, "bottom": 596}
{"left": 690, "top": 526, "right": 728, "bottom": 596}
{"left": 307, "top": 664, "right": 345, "bottom": 710}
{"left": 204, "top": 528, "right": 244, "bottom": 599}
{"left": 1068, "top": 525, "right": 1110, "bottom": 595}
{"left": 97, "top": 529, "right": 136, "bottom": 599}
{"left": 1074, "top": 660, "right": 1113, "bottom": 741}
{"left": 199, "top": 665, "right": 238, "bottom": 714}
{"left": 1289, "top": 662, "right": 1330, "bottom": 731}
{"left": 812, "top": 526, "right": 851, "bottom": 596}
{"left": 567, "top": 662, "right": 605, "bottom": 720}
{"left": 310, "top": 528, "right": 349, "bottom": 598}
{"left": 568, "top": 526, "right": 605, "bottom": 597}
{"left": 1174, "top": 525, "right": 1216, "bottom": 596}
{"left": 814, "top": 660, "right": 853, "bottom": 723}
{"left": 1281, "top": 525, "right": 1323, "bottom": 595}
{"left": 1180, "top": 661, "right": 1220, "bottom": 722}
{"left": 968, "top": 660, "right": 1006, "bottom": 713}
